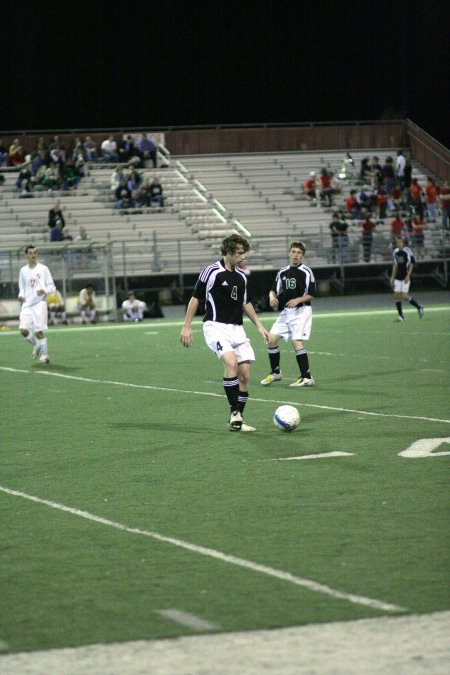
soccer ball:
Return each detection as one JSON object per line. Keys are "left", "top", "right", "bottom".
{"left": 273, "top": 405, "right": 300, "bottom": 432}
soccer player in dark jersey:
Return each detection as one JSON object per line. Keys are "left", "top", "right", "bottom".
{"left": 180, "top": 234, "right": 269, "bottom": 432}
{"left": 261, "top": 241, "right": 316, "bottom": 387}
{"left": 390, "top": 237, "right": 424, "bottom": 322}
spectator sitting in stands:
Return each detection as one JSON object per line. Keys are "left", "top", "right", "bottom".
{"left": 110, "top": 166, "right": 123, "bottom": 193}
{"left": 359, "top": 157, "right": 371, "bottom": 183}
{"left": 303, "top": 172, "right": 317, "bottom": 201}
{"left": 70, "top": 137, "right": 84, "bottom": 162}
{"left": 62, "top": 226, "right": 73, "bottom": 241}
{"left": 75, "top": 226, "right": 90, "bottom": 241}
{"left": 317, "top": 168, "right": 334, "bottom": 207}
{"left": 344, "top": 189, "right": 362, "bottom": 219}
{"left": 41, "top": 162, "right": 60, "bottom": 191}
{"left": 30, "top": 137, "right": 49, "bottom": 174}
{"left": 382, "top": 156, "right": 395, "bottom": 194}
{"left": 16, "top": 163, "right": 34, "bottom": 193}
{"left": 101, "top": 135, "right": 119, "bottom": 162}
{"left": 139, "top": 134, "right": 157, "bottom": 168}
{"left": 50, "top": 219, "right": 64, "bottom": 242}
{"left": 388, "top": 182, "right": 404, "bottom": 213}
{"left": 118, "top": 135, "right": 136, "bottom": 163}
{"left": 0, "top": 138, "right": 8, "bottom": 166}
{"left": 148, "top": 176, "right": 165, "bottom": 208}
{"left": 60, "top": 159, "right": 80, "bottom": 190}
{"left": 8, "top": 138, "right": 24, "bottom": 166}
{"left": 369, "top": 156, "right": 383, "bottom": 188}
{"left": 83, "top": 136, "right": 97, "bottom": 162}
{"left": 48, "top": 201, "right": 65, "bottom": 229}
{"left": 127, "top": 167, "right": 142, "bottom": 198}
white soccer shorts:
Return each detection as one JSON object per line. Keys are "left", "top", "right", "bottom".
{"left": 270, "top": 305, "right": 313, "bottom": 341}
{"left": 19, "top": 302, "right": 48, "bottom": 333}
{"left": 203, "top": 321, "right": 255, "bottom": 362}
{"left": 393, "top": 279, "right": 411, "bottom": 293}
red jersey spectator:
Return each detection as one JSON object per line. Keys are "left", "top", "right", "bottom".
{"left": 359, "top": 216, "right": 377, "bottom": 262}
{"left": 440, "top": 180, "right": 450, "bottom": 230}
{"left": 425, "top": 177, "right": 438, "bottom": 222}
{"left": 303, "top": 172, "right": 316, "bottom": 199}
{"left": 409, "top": 178, "right": 424, "bottom": 216}
{"left": 345, "top": 190, "right": 361, "bottom": 219}
{"left": 411, "top": 214, "right": 426, "bottom": 258}
{"left": 390, "top": 214, "right": 406, "bottom": 245}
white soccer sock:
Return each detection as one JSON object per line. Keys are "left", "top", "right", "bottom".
{"left": 24, "top": 333, "right": 37, "bottom": 345}
{"left": 38, "top": 338, "right": 48, "bottom": 356}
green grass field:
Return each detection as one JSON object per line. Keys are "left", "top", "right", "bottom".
{"left": 1, "top": 303, "right": 449, "bottom": 656}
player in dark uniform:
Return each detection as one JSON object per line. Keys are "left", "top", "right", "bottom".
{"left": 181, "top": 234, "right": 269, "bottom": 432}
{"left": 261, "top": 241, "right": 316, "bottom": 387}
{"left": 390, "top": 237, "right": 424, "bottom": 322}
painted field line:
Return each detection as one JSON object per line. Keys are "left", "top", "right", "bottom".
{"left": 155, "top": 609, "right": 219, "bottom": 631}
{"left": 0, "top": 484, "right": 406, "bottom": 614}
{"left": 1, "top": 366, "right": 449, "bottom": 424}
{"left": 0, "top": 305, "right": 448, "bottom": 337}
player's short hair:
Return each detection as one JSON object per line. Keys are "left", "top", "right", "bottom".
{"left": 289, "top": 241, "right": 306, "bottom": 253}
{"left": 25, "top": 245, "right": 37, "bottom": 254}
{"left": 220, "top": 233, "right": 250, "bottom": 256}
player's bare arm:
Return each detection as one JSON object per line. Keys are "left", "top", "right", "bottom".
{"left": 180, "top": 296, "right": 199, "bottom": 348}
{"left": 285, "top": 293, "right": 315, "bottom": 308}
{"left": 244, "top": 302, "right": 270, "bottom": 343}
{"left": 268, "top": 291, "right": 279, "bottom": 309}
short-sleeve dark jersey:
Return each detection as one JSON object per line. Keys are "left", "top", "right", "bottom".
{"left": 271, "top": 264, "right": 316, "bottom": 311}
{"left": 193, "top": 259, "right": 248, "bottom": 324}
{"left": 392, "top": 246, "right": 415, "bottom": 280}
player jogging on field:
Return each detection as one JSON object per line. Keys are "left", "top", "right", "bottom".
{"left": 180, "top": 233, "right": 269, "bottom": 432}
{"left": 390, "top": 237, "right": 424, "bottom": 322}
{"left": 261, "top": 241, "right": 316, "bottom": 387}
{"left": 18, "top": 245, "right": 56, "bottom": 363}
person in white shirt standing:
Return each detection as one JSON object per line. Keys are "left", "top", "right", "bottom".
{"left": 18, "top": 245, "right": 56, "bottom": 363}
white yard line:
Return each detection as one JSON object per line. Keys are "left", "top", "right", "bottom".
{"left": 155, "top": 609, "right": 219, "bottom": 631}
{"left": 1, "top": 366, "right": 448, "bottom": 424}
{"left": 0, "top": 484, "right": 405, "bottom": 614}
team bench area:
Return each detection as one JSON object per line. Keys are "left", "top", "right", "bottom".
{"left": 0, "top": 295, "right": 115, "bottom": 324}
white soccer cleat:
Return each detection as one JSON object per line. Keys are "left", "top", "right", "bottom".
{"left": 38, "top": 354, "right": 50, "bottom": 363}
{"left": 290, "top": 376, "right": 315, "bottom": 387}
{"left": 240, "top": 422, "right": 256, "bottom": 432}
{"left": 31, "top": 345, "right": 40, "bottom": 360}
{"left": 395, "top": 316, "right": 404, "bottom": 322}
{"left": 228, "top": 411, "right": 242, "bottom": 431}
{"left": 260, "top": 372, "right": 282, "bottom": 386}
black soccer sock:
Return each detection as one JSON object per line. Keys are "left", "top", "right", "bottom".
{"left": 295, "top": 349, "right": 311, "bottom": 378}
{"left": 238, "top": 390, "right": 248, "bottom": 415}
{"left": 396, "top": 301, "right": 403, "bottom": 317}
{"left": 268, "top": 347, "right": 280, "bottom": 373}
{"left": 223, "top": 377, "right": 240, "bottom": 413}
{"left": 408, "top": 296, "right": 420, "bottom": 309}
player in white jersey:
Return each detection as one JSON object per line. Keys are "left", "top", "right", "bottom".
{"left": 122, "top": 291, "right": 147, "bottom": 322}
{"left": 18, "top": 245, "right": 56, "bottom": 363}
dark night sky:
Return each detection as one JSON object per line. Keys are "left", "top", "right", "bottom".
{"left": 2, "top": 1, "right": 449, "bottom": 145}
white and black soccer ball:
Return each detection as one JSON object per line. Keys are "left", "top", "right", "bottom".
{"left": 273, "top": 405, "right": 300, "bottom": 432}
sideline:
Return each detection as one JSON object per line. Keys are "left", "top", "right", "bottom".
{"left": 1, "top": 366, "right": 449, "bottom": 424}
{"left": 0, "top": 484, "right": 405, "bottom": 614}
{"left": 0, "top": 305, "right": 449, "bottom": 335}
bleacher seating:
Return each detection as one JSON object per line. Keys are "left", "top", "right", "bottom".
{"left": 0, "top": 151, "right": 443, "bottom": 277}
